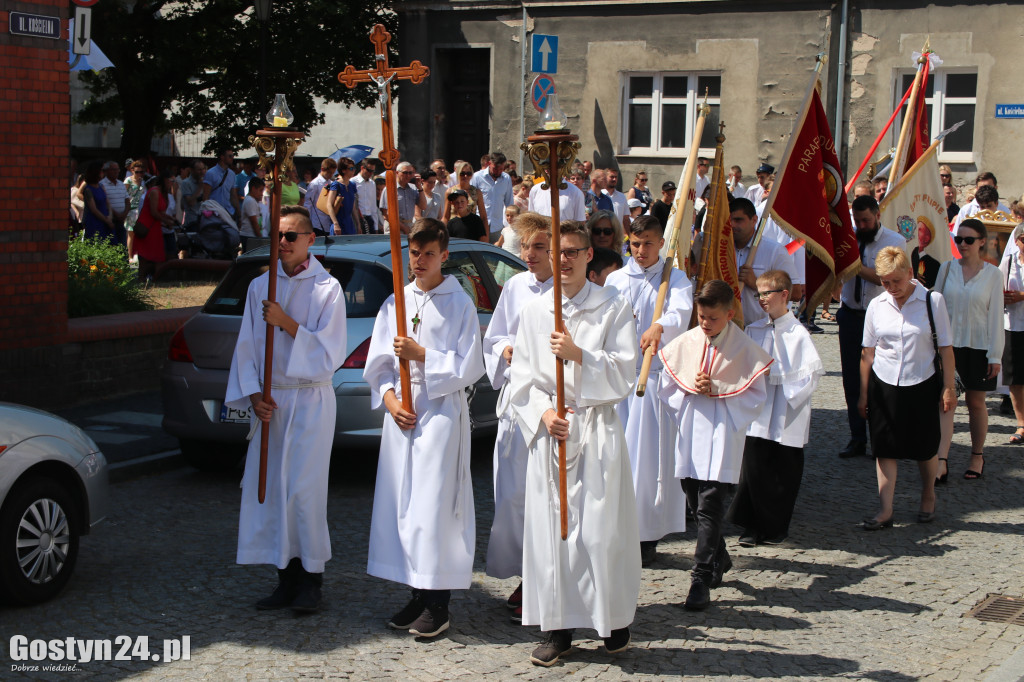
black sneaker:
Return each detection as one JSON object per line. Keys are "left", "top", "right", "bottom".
{"left": 640, "top": 541, "right": 658, "bottom": 567}
{"left": 387, "top": 595, "right": 425, "bottom": 630}
{"left": 604, "top": 627, "right": 630, "bottom": 654}
{"left": 506, "top": 582, "right": 522, "bottom": 610}
{"left": 255, "top": 579, "right": 297, "bottom": 610}
{"left": 803, "top": 322, "right": 824, "bottom": 335}
{"left": 737, "top": 531, "right": 758, "bottom": 548}
{"left": 761, "top": 533, "right": 788, "bottom": 545}
{"left": 510, "top": 605, "right": 522, "bottom": 624}
{"left": 290, "top": 572, "right": 323, "bottom": 613}
{"left": 709, "top": 551, "right": 732, "bottom": 589}
{"left": 684, "top": 577, "right": 711, "bottom": 611}
{"left": 409, "top": 605, "right": 450, "bottom": 638}
{"left": 530, "top": 629, "right": 573, "bottom": 667}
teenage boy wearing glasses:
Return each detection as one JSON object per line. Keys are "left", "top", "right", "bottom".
{"left": 509, "top": 221, "right": 640, "bottom": 666}
{"left": 380, "top": 161, "right": 427, "bottom": 234}
{"left": 226, "top": 206, "right": 348, "bottom": 614}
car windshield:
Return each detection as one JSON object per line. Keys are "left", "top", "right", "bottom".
{"left": 203, "top": 257, "right": 393, "bottom": 318}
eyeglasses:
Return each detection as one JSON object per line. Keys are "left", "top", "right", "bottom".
{"left": 939, "top": 173, "right": 951, "bottom": 179}
{"left": 757, "top": 289, "right": 785, "bottom": 299}
{"left": 281, "top": 231, "right": 313, "bottom": 242}
{"left": 698, "top": 162, "right": 709, "bottom": 167}
{"left": 953, "top": 236, "right": 980, "bottom": 246}
{"left": 560, "top": 248, "right": 585, "bottom": 260}
{"left": 591, "top": 227, "right": 615, "bottom": 236}
{"left": 460, "top": 171, "right": 472, "bottom": 177}
{"left": 399, "top": 170, "right": 414, "bottom": 175}
{"left": 638, "top": 177, "right": 648, "bottom": 182}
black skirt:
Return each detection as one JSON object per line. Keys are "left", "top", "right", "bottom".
{"left": 1003, "top": 330, "right": 1024, "bottom": 386}
{"left": 867, "top": 370, "right": 941, "bottom": 461}
{"left": 729, "top": 436, "right": 804, "bottom": 538}
{"left": 954, "top": 346, "right": 997, "bottom": 392}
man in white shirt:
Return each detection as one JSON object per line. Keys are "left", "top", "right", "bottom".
{"left": 602, "top": 168, "right": 629, "bottom": 227}
{"left": 351, "top": 159, "right": 379, "bottom": 234}
{"left": 471, "top": 152, "right": 514, "bottom": 241}
{"left": 100, "top": 160, "right": 130, "bottom": 247}
{"left": 527, "top": 177, "right": 586, "bottom": 221}
{"left": 730, "top": 198, "right": 798, "bottom": 325}
{"left": 303, "top": 157, "right": 338, "bottom": 235}
{"left": 694, "top": 157, "right": 711, "bottom": 201}
{"left": 744, "top": 163, "right": 774, "bottom": 207}
{"left": 380, "top": 162, "right": 426, "bottom": 234}
{"left": 727, "top": 165, "right": 745, "bottom": 199}
{"left": 431, "top": 159, "right": 455, "bottom": 190}
{"left": 836, "top": 194, "right": 906, "bottom": 459}
{"left": 239, "top": 177, "right": 265, "bottom": 251}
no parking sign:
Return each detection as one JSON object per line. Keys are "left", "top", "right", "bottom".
{"left": 531, "top": 75, "right": 556, "bottom": 113}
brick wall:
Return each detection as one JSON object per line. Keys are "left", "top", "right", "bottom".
{"left": 0, "top": 0, "right": 70, "bottom": 351}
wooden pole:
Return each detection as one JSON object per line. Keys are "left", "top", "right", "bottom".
{"left": 636, "top": 101, "right": 710, "bottom": 396}
{"left": 887, "top": 57, "right": 926, "bottom": 190}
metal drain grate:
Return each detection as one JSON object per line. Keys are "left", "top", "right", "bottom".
{"left": 967, "top": 595, "right": 1024, "bottom": 626}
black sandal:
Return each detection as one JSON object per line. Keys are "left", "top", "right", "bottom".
{"left": 935, "top": 457, "right": 948, "bottom": 485}
{"left": 1010, "top": 428, "right": 1024, "bottom": 445}
{"left": 964, "top": 453, "right": 984, "bottom": 480}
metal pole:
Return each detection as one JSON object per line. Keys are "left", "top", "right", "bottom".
{"left": 260, "top": 21, "right": 268, "bottom": 118}
{"left": 833, "top": 0, "right": 848, "bottom": 153}
{"left": 519, "top": 4, "right": 527, "bottom": 172}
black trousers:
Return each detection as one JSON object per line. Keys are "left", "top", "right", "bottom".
{"left": 682, "top": 478, "right": 734, "bottom": 581}
{"left": 836, "top": 304, "right": 867, "bottom": 442}
{"left": 729, "top": 437, "right": 804, "bottom": 540}
{"left": 413, "top": 588, "right": 450, "bottom": 607}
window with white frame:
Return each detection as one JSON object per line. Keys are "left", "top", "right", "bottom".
{"left": 894, "top": 69, "right": 977, "bottom": 163}
{"left": 622, "top": 72, "right": 721, "bottom": 156}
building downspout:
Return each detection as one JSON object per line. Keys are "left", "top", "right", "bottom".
{"left": 519, "top": 3, "right": 527, "bottom": 170}
{"left": 833, "top": 0, "right": 849, "bottom": 153}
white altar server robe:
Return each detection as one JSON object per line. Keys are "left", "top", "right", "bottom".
{"left": 482, "top": 271, "right": 553, "bottom": 578}
{"left": 226, "top": 258, "right": 347, "bottom": 573}
{"left": 363, "top": 275, "right": 485, "bottom": 589}
{"left": 604, "top": 257, "right": 692, "bottom": 541}
{"left": 511, "top": 282, "right": 641, "bottom": 637}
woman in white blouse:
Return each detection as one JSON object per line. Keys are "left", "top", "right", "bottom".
{"left": 859, "top": 247, "right": 956, "bottom": 529}
{"left": 1000, "top": 229, "right": 1024, "bottom": 444}
{"left": 933, "top": 218, "right": 1004, "bottom": 481}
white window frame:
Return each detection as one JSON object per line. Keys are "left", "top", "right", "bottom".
{"left": 620, "top": 71, "right": 721, "bottom": 158}
{"left": 893, "top": 68, "right": 977, "bottom": 164}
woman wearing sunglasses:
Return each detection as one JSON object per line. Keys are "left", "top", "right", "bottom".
{"left": 585, "top": 210, "right": 623, "bottom": 254}
{"left": 625, "top": 171, "right": 652, "bottom": 214}
{"left": 442, "top": 161, "right": 487, "bottom": 228}
{"left": 933, "top": 218, "right": 1004, "bottom": 481}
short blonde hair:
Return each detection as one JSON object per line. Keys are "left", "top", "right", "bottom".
{"left": 756, "top": 269, "right": 792, "bottom": 292}
{"left": 875, "top": 246, "right": 911, "bottom": 277}
{"left": 514, "top": 211, "right": 550, "bottom": 244}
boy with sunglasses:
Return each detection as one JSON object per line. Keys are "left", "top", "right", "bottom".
{"left": 510, "top": 222, "right": 640, "bottom": 665}
{"left": 226, "top": 206, "right": 348, "bottom": 614}
{"left": 364, "top": 218, "right": 485, "bottom": 638}
{"left": 604, "top": 215, "right": 692, "bottom": 567}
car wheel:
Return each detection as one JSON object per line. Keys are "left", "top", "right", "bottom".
{"left": 0, "top": 478, "right": 80, "bottom": 606}
{"left": 180, "top": 439, "right": 245, "bottom": 472}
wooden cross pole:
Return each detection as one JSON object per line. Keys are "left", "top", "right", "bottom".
{"left": 338, "top": 24, "right": 429, "bottom": 412}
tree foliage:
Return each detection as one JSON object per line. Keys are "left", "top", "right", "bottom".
{"left": 75, "top": 1, "right": 395, "bottom": 157}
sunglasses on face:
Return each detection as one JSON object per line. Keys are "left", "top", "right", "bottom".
{"left": 281, "top": 231, "right": 313, "bottom": 242}
{"left": 953, "top": 236, "right": 980, "bottom": 245}
{"left": 591, "top": 227, "right": 615, "bottom": 236}
{"left": 460, "top": 171, "right": 472, "bottom": 177}
{"left": 940, "top": 174, "right": 951, "bottom": 179}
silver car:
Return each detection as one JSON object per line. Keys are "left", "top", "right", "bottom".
{"left": 161, "top": 236, "right": 526, "bottom": 471}
{"left": 0, "top": 403, "right": 108, "bottom": 605}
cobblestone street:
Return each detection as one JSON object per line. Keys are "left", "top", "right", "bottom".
{"left": 5, "top": 324, "right": 1024, "bottom": 680}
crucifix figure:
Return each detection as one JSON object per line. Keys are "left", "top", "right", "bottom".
{"left": 338, "top": 24, "right": 429, "bottom": 412}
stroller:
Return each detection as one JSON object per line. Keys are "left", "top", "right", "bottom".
{"left": 184, "top": 208, "right": 241, "bottom": 260}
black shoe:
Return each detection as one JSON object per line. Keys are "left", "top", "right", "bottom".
{"left": 709, "top": 551, "right": 732, "bottom": 589}
{"left": 640, "top": 541, "right": 658, "bottom": 567}
{"left": 387, "top": 593, "right": 425, "bottom": 630}
{"left": 290, "top": 570, "right": 323, "bottom": 613}
{"left": 684, "top": 577, "right": 711, "bottom": 610}
{"left": 530, "top": 629, "right": 573, "bottom": 666}
{"left": 737, "top": 531, "right": 758, "bottom": 548}
{"left": 916, "top": 511, "right": 935, "bottom": 524}
{"left": 255, "top": 558, "right": 301, "bottom": 610}
{"left": 761, "top": 533, "right": 788, "bottom": 545}
{"left": 506, "top": 582, "right": 523, "bottom": 610}
{"left": 838, "top": 440, "right": 866, "bottom": 459}
{"left": 409, "top": 605, "right": 450, "bottom": 637}
{"left": 1001, "top": 395, "right": 1014, "bottom": 415}
{"left": 604, "top": 627, "right": 630, "bottom": 654}
{"left": 803, "top": 322, "right": 824, "bottom": 334}
{"left": 861, "top": 516, "right": 894, "bottom": 531}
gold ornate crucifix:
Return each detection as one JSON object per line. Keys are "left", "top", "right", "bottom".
{"left": 338, "top": 24, "right": 429, "bottom": 412}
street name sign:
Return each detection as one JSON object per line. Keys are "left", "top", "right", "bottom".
{"left": 9, "top": 12, "right": 61, "bottom": 40}
{"left": 995, "top": 104, "right": 1024, "bottom": 119}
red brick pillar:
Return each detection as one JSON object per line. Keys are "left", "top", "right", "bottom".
{"left": 0, "top": 0, "right": 70, "bottom": 352}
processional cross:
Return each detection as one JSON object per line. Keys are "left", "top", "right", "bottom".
{"left": 338, "top": 25, "right": 429, "bottom": 411}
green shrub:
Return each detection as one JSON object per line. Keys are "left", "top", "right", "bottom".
{"left": 67, "top": 237, "right": 152, "bottom": 317}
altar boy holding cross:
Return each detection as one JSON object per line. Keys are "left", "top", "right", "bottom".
{"left": 363, "top": 218, "right": 485, "bottom": 638}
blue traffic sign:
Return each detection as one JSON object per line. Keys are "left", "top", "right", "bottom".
{"left": 531, "top": 75, "right": 557, "bottom": 112}
{"left": 995, "top": 104, "right": 1024, "bottom": 119}
{"left": 9, "top": 12, "right": 61, "bottom": 39}
{"left": 531, "top": 34, "right": 558, "bottom": 74}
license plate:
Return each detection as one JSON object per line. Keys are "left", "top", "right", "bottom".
{"left": 220, "top": 404, "right": 252, "bottom": 423}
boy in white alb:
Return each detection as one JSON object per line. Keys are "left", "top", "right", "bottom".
{"left": 226, "top": 206, "right": 347, "bottom": 614}
{"left": 730, "top": 270, "right": 823, "bottom": 546}
{"left": 603, "top": 215, "right": 692, "bottom": 566}
{"left": 363, "top": 219, "right": 485, "bottom": 638}
{"left": 483, "top": 212, "right": 553, "bottom": 621}
{"left": 510, "top": 222, "right": 640, "bottom": 666}
{"left": 658, "top": 280, "right": 772, "bottom": 611}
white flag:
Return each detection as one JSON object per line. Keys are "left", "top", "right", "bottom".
{"left": 879, "top": 143, "right": 953, "bottom": 268}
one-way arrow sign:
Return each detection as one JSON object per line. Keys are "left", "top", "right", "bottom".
{"left": 73, "top": 6, "right": 91, "bottom": 55}
{"left": 531, "top": 34, "right": 558, "bottom": 74}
